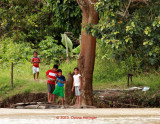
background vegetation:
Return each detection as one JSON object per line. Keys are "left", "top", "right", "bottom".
{"left": 87, "top": 0, "right": 160, "bottom": 71}
{"left": 0, "top": 0, "right": 160, "bottom": 104}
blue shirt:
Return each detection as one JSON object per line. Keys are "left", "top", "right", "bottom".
{"left": 57, "top": 76, "right": 66, "bottom": 87}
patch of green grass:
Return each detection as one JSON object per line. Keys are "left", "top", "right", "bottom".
{"left": 0, "top": 60, "right": 77, "bottom": 101}
{"left": 0, "top": 58, "right": 160, "bottom": 102}
{"left": 0, "top": 62, "right": 46, "bottom": 100}
{"left": 93, "top": 72, "right": 160, "bottom": 91}
{"left": 59, "top": 59, "right": 77, "bottom": 76}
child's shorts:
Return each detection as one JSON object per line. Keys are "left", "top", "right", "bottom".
{"left": 33, "top": 66, "right": 39, "bottom": 74}
{"left": 47, "top": 83, "right": 55, "bottom": 93}
{"left": 75, "top": 86, "right": 81, "bottom": 96}
{"left": 53, "top": 86, "right": 64, "bottom": 97}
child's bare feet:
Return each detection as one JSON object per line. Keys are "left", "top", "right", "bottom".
{"left": 73, "top": 104, "right": 78, "bottom": 106}
{"left": 61, "top": 105, "right": 64, "bottom": 109}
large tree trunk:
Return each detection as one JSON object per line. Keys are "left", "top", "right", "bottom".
{"left": 76, "top": 0, "right": 99, "bottom": 105}
{"left": 65, "top": 73, "right": 74, "bottom": 105}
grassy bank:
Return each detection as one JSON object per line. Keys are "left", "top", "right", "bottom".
{"left": 0, "top": 57, "right": 160, "bottom": 103}
{"left": 0, "top": 60, "right": 77, "bottom": 101}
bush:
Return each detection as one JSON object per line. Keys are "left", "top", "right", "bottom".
{"left": 0, "top": 37, "right": 33, "bottom": 65}
{"left": 39, "top": 36, "right": 66, "bottom": 64}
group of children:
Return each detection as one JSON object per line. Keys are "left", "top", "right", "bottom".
{"left": 31, "top": 51, "right": 82, "bottom": 107}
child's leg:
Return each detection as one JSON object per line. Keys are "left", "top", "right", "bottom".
{"left": 52, "top": 94, "right": 55, "bottom": 104}
{"left": 50, "top": 93, "right": 53, "bottom": 103}
{"left": 33, "top": 67, "right": 36, "bottom": 80}
{"left": 48, "top": 93, "right": 51, "bottom": 103}
{"left": 79, "top": 95, "right": 82, "bottom": 105}
{"left": 62, "top": 97, "right": 64, "bottom": 105}
{"left": 37, "top": 72, "right": 39, "bottom": 79}
{"left": 37, "top": 68, "right": 39, "bottom": 79}
{"left": 77, "top": 96, "right": 79, "bottom": 105}
{"left": 74, "top": 96, "right": 78, "bottom": 106}
{"left": 48, "top": 93, "right": 50, "bottom": 103}
{"left": 78, "top": 86, "right": 81, "bottom": 105}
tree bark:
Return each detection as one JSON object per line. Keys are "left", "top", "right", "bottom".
{"left": 76, "top": 0, "right": 99, "bottom": 105}
{"left": 65, "top": 72, "right": 74, "bottom": 105}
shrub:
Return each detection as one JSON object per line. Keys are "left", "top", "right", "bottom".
{"left": 39, "top": 36, "right": 66, "bottom": 64}
{"left": 0, "top": 37, "right": 33, "bottom": 65}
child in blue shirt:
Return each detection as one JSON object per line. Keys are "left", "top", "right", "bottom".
{"left": 52, "top": 69, "right": 66, "bottom": 108}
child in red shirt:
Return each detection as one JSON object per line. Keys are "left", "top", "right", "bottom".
{"left": 31, "top": 51, "right": 40, "bottom": 80}
{"left": 46, "top": 64, "right": 58, "bottom": 103}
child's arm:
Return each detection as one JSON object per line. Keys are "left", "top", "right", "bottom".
{"left": 37, "top": 58, "right": 41, "bottom": 63}
{"left": 79, "top": 76, "right": 82, "bottom": 90}
{"left": 35, "top": 59, "right": 40, "bottom": 63}
{"left": 46, "top": 75, "right": 55, "bottom": 82}
{"left": 57, "top": 80, "right": 66, "bottom": 84}
{"left": 55, "top": 79, "right": 57, "bottom": 84}
{"left": 59, "top": 81, "right": 66, "bottom": 83}
{"left": 46, "top": 74, "right": 49, "bottom": 79}
{"left": 31, "top": 58, "right": 34, "bottom": 64}
{"left": 56, "top": 78, "right": 58, "bottom": 82}
{"left": 31, "top": 58, "right": 38, "bottom": 64}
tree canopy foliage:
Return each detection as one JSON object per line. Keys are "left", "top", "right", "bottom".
{"left": 86, "top": 0, "right": 160, "bottom": 70}
{"left": 0, "top": 0, "right": 81, "bottom": 47}
{"left": 0, "top": 0, "right": 160, "bottom": 71}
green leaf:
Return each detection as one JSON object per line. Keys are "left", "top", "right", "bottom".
{"left": 72, "top": 45, "right": 81, "bottom": 54}
{"left": 61, "top": 34, "right": 73, "bottom": 51}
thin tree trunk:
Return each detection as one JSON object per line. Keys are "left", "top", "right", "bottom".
{"left": 77, "top": 0, "right": 98, "bottom": 105}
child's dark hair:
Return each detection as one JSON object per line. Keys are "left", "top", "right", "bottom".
{"left": 33, "top": 51, "right": 38, "bottom": 54}
{"left": 53, "top": 64, "right": 58, "bottom": 69}
{"left": 74, "top": 67, "right": 79, "bottom": 71}
{"left": 57, "top": 69, "right": 62, "bottom": 73}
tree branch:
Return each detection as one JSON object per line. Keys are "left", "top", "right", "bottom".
{"left": 123, "top": 0, "right": 132, "bottom": 17}
{"left": 131, "top": 0, "right": 148, "bottom": 4}
{"left": 121, "top": 0, "right": 149, "bottom": 18}
{"left": 77, "top": 0, "right": 88, "bottom": 8}
{"left": 88, "top": 0, "right": 96, "bottom": 5}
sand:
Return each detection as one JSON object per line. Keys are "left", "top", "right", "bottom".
{"left": 0, "top": 108, "right": 160, "bottom": 124}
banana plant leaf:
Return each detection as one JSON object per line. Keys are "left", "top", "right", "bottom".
{"left": 72, "top": 45, "right": 81, "bottom": 54}
{"left": 61, "top": 34, "right": 73, "bottom": 51}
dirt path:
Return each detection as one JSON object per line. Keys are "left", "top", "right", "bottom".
{"left": 0, "top": 108, "right": 160, "bottom": 124}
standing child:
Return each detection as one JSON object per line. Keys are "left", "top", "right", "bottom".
{"left": 72, "top": 67, "right": 82, "bottom": 106}
{"left": 31, "top": 51, "right": 40, "bottom": 80}
{"left": 46, "top": 65, "right": 58, "bottom": 103}
{"left": 52, "top": 69, "right": 66, "bottom": 108}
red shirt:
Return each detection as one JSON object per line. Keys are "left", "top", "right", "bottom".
{"left": 32, "top": 57, "right": 40, "bottom": 68}
{"left": 46, "top": 69, "right": 57, "bottom": 84}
